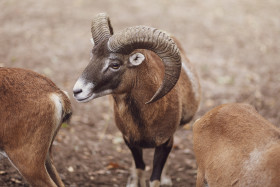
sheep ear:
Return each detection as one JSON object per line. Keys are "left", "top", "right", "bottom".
{"left": 129, "top": 53, "right": 145, "bottom": 66}
{"left": 90, "top": 38, "right": 95, "bottom": 46}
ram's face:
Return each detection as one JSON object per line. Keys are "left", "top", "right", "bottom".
{"left": 73, "top": 38, "right": 146, "bottom": 103}
{"left": 73, "top": 40, "right": 124, "bottom": 102}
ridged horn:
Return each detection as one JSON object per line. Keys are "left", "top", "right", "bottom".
{"left": 108, "top": 26, "right": 181, "bottom": 104}
{"left": 91, "top": 13, "right": 113, "bottom": 46}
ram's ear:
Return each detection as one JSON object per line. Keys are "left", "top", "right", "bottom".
{"left": 129, "top": 52, "right": 145, "bottom": 66}
{"left": 90, "top": 38, "right": 95, "bottom": 46}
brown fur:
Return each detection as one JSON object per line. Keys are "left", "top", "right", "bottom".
{"left": 193, "top": 103, "right": 280, "bottom": 187}
{"left": 112, "top": 39, "right": 201, "bottom": 148}
{"left": 0, "top": 67, "right": 71, "bottom": 187}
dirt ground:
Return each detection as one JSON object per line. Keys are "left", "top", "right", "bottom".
{"left": 0, "top": 0, "right": 279, "bottom": 186}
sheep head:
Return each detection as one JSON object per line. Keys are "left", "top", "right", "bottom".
{"left": 73, "top": 13, "right": 182, "bottom": 104}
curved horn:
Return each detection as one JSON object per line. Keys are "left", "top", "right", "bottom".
{"left": 108, "top": 26, "right": 181, "bottom": 104}
{"left": 91, "top": 13, "right": 113, "bottom": 46}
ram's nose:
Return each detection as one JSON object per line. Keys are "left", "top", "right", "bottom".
{"left": 73, "top": 88, "right": 83, "bottom": 97}
{"left": 73, "top": 78, "right": 84, "bottom": 98}
{"left": 73, "top": 78, "right": 95, "bottom": 102}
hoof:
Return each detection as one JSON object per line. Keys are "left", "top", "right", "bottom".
{"left": 161, "top": 175, "right": 173, "bottom": 186}
{"left": 126, "top": 169, "right": 146, "bottom": 187}
{"left": 150, "top": 180, "right": 160, "bottom": 187}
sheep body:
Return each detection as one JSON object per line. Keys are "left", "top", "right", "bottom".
{"left": 193, "top": 103, "right": 280, "bottom": 187}
{"left": 0, "top": 67, "right": 71, "bottom": 187}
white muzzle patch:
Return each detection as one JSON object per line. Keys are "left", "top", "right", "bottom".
{"left": 73, "top": 78, "right": 95, "bottom": 103}
{"left": 73, "top": 77, "right": 113, "bottom": 102}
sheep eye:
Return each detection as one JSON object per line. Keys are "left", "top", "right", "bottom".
{"left": 111, "top": 63, "right": 120, "bottom": 69}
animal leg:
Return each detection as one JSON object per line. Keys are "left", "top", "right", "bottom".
{"left": 196, "top": 167, "right": 205, "bottom": 187}
{"left": 6, "top": 147, "right": 57, "bottom": 187}
{"left": 45, "top": 151, "right": 65, "bottom": 187}
{"left": 150, "top": 137, "right": 173, "bottom": 187}
{"left": 125, "top": 139, "right": 146, "bottom": 187}
{"left": 160, "top": 159, "right": 172, "bottom": 186}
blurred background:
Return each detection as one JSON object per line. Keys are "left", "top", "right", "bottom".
{"left": 0, "top": 0, "right": 279, "bottom": 186}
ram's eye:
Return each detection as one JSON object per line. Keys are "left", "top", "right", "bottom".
{"left": 111, "top": 63, "right": 120, "bottom": 69}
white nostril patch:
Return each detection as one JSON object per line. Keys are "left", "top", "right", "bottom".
{"left": 73, "top": 78, "right": 94, "bottom": 101}
{"left": 73, "top": 78, "right": 85, "bottom": 93}
{"left": 73, "top": 88, "right": 83, "bottom": 95}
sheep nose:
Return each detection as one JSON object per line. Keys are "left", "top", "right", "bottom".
{"left": 73, "top": 88, "right": 83, "bottom": 96}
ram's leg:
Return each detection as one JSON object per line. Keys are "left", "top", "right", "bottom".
{"left": 125, "top": 139, "right": 146, "bottom": 187}
{"left": 196, "top": 167, "right": 205, "bottom": 187}
{"left": 45, "top": 151, "right": 65, "bottom": 187}
{"left": 45, "top": 124, "right": 65, "bottom": 187}
{"left": 150, "top": 137, "right": 173, "bottom": 187}
{"left": 160, "top": 159, "right": 173, "bottom": 186}
{"left": 5, "top": 146, "right": 57, "bottom": 187}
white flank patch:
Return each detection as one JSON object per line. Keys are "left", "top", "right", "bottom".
{"left": 243, "top": 148, "right": 262, "bottom": 171}
{"left": 241, "top": 147, "right": 271, "bottom": 186}
{"left": 50, "top": 93, "right": 63, "bottom": 128}
{"left": 63, "top": 90, "right": 70, "bottom": 99}
{"left": 182, "top": 62, "right": 200, "bottom": 101}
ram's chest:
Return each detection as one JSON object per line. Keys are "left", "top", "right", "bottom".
{"left": 114, "top": 111, "right": 164, "bottom": 148}
{"left": 113, "top": 97, "right": 177, "bottom": 148}
{"left": 113, "top": 100, "right": 148, "bottom": 144}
